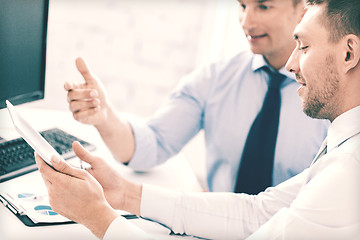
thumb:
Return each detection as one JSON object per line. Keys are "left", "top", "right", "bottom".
{"left": 50, "top": 155, "right": 85, "bottom": 179}
{"left": 72, "top": 141, "right": 96, "bottom": 166}
{"left": 75, "top": 57, "right": 98, "bottom": 86}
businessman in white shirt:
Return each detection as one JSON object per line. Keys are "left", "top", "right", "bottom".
{"left": 35, "top": 0, "right": 360, "bottom": 239}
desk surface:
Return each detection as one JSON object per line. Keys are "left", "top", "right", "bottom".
{"left": 0, "top": 106, "right": 203, "bottom": 240}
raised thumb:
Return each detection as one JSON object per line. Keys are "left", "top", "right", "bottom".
{"left": 75, "top": 57, "right": 97, "bottom": 85}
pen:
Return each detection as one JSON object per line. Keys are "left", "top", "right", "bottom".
{"left": 80, "top": 159, "right": 84, "bottom": 169}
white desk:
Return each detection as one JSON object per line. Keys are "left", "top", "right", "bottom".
{"left": 0, "top": 106, "right": 203, "bottom": 240}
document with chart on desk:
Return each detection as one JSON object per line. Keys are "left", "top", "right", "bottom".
{"left": 0, "top": 190, "right": 72, "bottom": 226}
{"left": 0, "top": 189, "right": 138, "bottom": 227}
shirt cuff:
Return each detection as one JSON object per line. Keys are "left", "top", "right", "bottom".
{"left": 125, "top": 114, "right": 157, "bottom": 170}
{"left": 103, "top": 216, "right": 151, "bottom": 240}
{"left": 141, "top": 184, "right": 182, "bottom": 229}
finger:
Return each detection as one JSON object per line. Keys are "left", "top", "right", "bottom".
{"left": 50, "top": 155, "right": 87, "bottom": 180}
{"left": 34, "top": 153, "right": 55, "bottom": 184}
{"left": 64, "top": 81, "right": 86, "bottom": 93}
{"left": 75, "top": 57, "right": 98, "bottom": 85}
{"left": 67, "top": 89, "right": 98, "bottom": 102}
{"left": 64, "top": 81, "right": 73, "bottom": 91}
{"left": 72, "top": 107, "right": 100, "bottom": 123}
{"left": 69, "top": 99, "right": 100, "bottom": 113}
{"left": 72, "top": 141, "right": 98, "bottom": 166}
{"left": 43, "top": 178, "right": 52, "bottom": 188}
{"left": 85, "top": 166, "right": 94, "bottom": 175}
{"left": 40, "top": 174, "right": 52, "bottom": 189}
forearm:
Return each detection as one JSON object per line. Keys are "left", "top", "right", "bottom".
{"left": 140, "top": 174, "right": 304, "bottom": 240}
{"left": 103, "top": 174, "right": 143, "bottom": 216}
{"left": 95, "top": 106, "right": 135, "bottom": 164}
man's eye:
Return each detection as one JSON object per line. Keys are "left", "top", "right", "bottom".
{"left": 259, "top": 4, "right": 270, "bottom": 10}
{"left": 299, "top": 46, "right": 309, "bottom": 53}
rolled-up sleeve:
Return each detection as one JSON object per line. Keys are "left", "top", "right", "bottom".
{"left": 125, "top": 68, "right": 210, "bottom": 171}
{"left": 126, "top": 114, "right": 158, "bottom": 170}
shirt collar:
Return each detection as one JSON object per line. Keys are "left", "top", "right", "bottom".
{"left": 251, "top": 54, "right": 295, "bottom": 80}
{"left": 327, "top": 105, "right": 360, "bottom": 152}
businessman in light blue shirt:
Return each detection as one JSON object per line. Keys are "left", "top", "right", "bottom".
{"left": 65, "top": 0, "right": 329, "bottom": 192}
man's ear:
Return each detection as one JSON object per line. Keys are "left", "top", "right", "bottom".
{"left": 342, "top": 34, "right": 360, "bottom": 74}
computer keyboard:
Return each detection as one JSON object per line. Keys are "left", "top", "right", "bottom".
{"left": 0, "top": 128, "right": 96, "bottom": 182}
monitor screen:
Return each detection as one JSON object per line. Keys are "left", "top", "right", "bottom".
{"left": 0, "top": 0, "right": 49, "bottom": 109}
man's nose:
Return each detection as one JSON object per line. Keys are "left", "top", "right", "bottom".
{"left": 240, "top": 7, "right": 256, "bottom": 31}
{"left": 285, "top": 49, "right": 300, "bottom": 74}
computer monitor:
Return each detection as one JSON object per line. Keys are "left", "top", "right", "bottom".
{"left": 0, "top": 0, "right": 49, "bottom": 109}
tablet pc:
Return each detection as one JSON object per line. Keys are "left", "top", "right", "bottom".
{"left": 6, "top": 100, "right": 60, "bottom": 167}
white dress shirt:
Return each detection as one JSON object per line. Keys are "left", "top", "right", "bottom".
{"left": 105, "top": 106, "right": 360, "bottom": 239}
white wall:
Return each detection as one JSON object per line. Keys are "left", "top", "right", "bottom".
{"left": 31, "top": 0, "right": 249, "bottom": 189}
{"left": 197, "top": 0, "right": 248, "bottom": 65}
{"left": 32, "top": 0, "right": 248, "bottom": 114}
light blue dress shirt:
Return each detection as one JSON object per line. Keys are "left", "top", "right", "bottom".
{"left": 127, "top": 50, "right": 329, "bottom": 192}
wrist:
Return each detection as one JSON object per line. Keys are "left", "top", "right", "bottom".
{"left": 94, "top": 106, "right": 135, "bottom": 163}
{"left": 123, "top": 182, "right": 142, "bottom": 216}
{"left": 94, "top": 104, "right": 116, "bottom": 131}
{"left": 86, "top": 203, "right": 119, "bottom": 239}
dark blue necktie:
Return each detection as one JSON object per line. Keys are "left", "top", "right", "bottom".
{"left": 234, "top": 66, "right": 286, "bottom": 194}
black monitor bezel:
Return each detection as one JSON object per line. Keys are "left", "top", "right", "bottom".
{"left": 0, "top": 0, "right": 49, "bottom": 109}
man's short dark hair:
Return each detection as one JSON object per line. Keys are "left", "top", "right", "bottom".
{"left": 306, "top": 0, "right": 360, "bottom": 42}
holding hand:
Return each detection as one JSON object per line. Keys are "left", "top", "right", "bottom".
{"left": 35, "top": 141, "right": 142, "bottom": 237}
{"left": 72, "top": 141, "right": 142, "bottom": 213}
{"left": 65, "top": 57, "right": 111, "bottom": 126}
{"left": 34, "top": 151, "right": 118, "bottom": 239}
